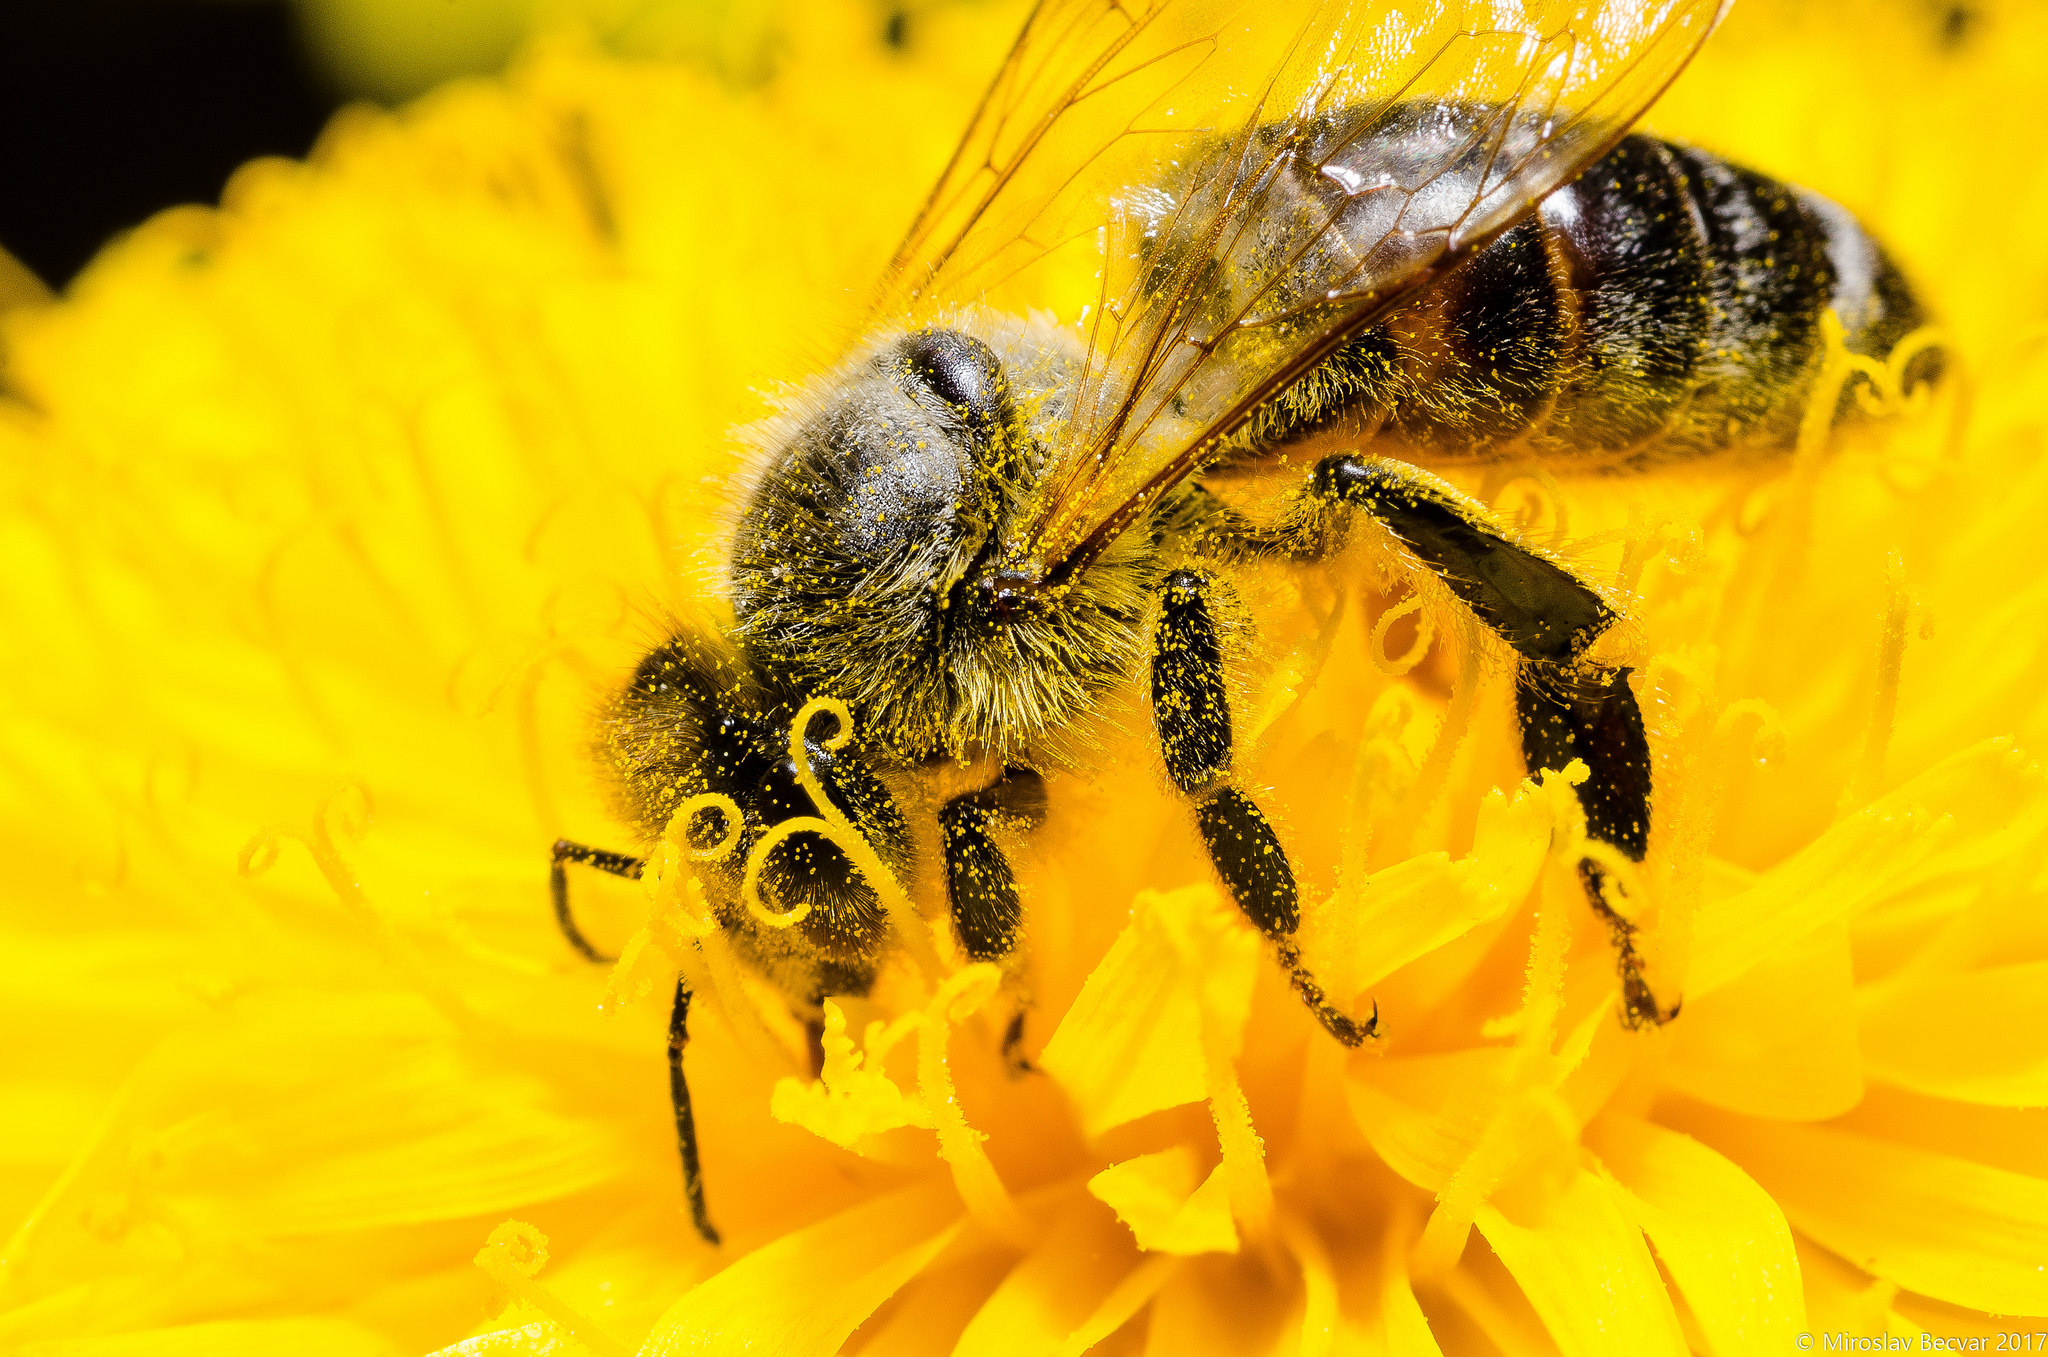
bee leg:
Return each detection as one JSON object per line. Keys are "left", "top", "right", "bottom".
{"left": 940, "top": 767, "right": 1045, "bottom": 964}
{"left": 1517, "top": 667, "right": 1675, "bottom": 1028}
{"left": 803, "top": 1015, "right": 828, "bottom": 1077}
{"left": 1000, "top": 1010, "right": 1036, "bottom": 1076}
{"left": 1292, "top": 454, "right": 1677, "bottom": 1027}
{"left": 1153, "top": 569, "right": 1377, "bottom": 1047}
{"left": 667, "top": 980, "right": 721, "bottom": 1245}
{"left": 548, "top": 838, "right": 643, "bottom": 965}
{"left": 940, "top": 768, "right": 1047, "bottom": 1074}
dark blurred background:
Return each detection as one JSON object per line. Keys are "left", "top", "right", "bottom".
{"left": 0, "top": 0, "right": 338, "bottom": 289}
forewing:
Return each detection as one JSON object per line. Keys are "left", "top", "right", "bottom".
{"left": 883, "top": 0, "right": 1726, "bottom": 575}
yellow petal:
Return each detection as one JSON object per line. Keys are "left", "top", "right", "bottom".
{"left": 1374, "top": 1220, "right": 1447, "bottom": 1357}
{"left": 1589, "top": 1113, "right": 1806, "bottom": 1354}
{"left": 1690, "top": 740, "right": 2045, "bottom": 997}
{"left": 1087, "top": 1147, "right": 1239, "bottom": 1256}
{"left": 1144, "top": 1254, "right": 1292, "bottom": 1357}
{"left": 1475, "top": 1166, "right": 1688, "bottom": 1357}
{"left": 842, "top": 1252, "right": 1014, "bottom": 1357}
{"left": 1860, "top": 960, "right": 2048, "bottom": 1105}
{"left": 1302, "top": 780, "right": 1551, "bottom": 1002}
{"left": 1038, "top": 885, "right": 1258, "bottom": 1138}
{"left": 13, "top": 1316, "right": 400, "bottom": 1356}
{"left": 952, "top": 1196, "right": 1142, "bottom": 1357}
{"left": 1677, "top": 1105, "right": 2048, "bottom": 1315}
{"left": 1346, "top": 1049, "right": 1517, "bottom": 1193}
{"left": 638, "top": 1178, "right": 963, "bottom": 1357}
{"left": 16, "top": 987, "right": 631, "bottom": 1293}
{"left": 432, "top": 1320, "right": 574, "bottom": 1355}
{"left": 1662, "top": 921, "right": 1863, "bottom": 1120}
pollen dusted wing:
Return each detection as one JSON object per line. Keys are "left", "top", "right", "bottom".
{"left": 878, "top": 0, "right": 1728, "bottom": 577}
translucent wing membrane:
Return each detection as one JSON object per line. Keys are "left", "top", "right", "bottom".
{"left": 882, "top": 0, "right": 1727, "bottom": 578}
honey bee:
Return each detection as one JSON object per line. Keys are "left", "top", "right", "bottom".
{"left": 551, "top": 0, "right": 1936, "bottom": 1243}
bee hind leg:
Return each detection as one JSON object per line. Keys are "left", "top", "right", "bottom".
{"left": 1151, "top": 568, "right": 1377, "bottom": 1047}
{"left": 941, "top": 768, "right": 1046, "bottom": 1072}
{"left": 549, "top": 838, "right": 643, "bottom": 965}
{"left": 1268, "top": 453, "right": 1677, "bottom": 1027}
{"left": 1517, "top": 667, "right": 1675, "bottom": 1028}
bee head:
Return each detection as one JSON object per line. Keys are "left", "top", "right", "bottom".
{"left": 728, "top": 320, "right": 1145, "bottom": 760}
{"left": 727, "top": 328, "right": 1030, "bottom": 727}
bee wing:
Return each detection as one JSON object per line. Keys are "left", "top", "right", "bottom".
{"left": 881, "top": 0, "right": 1726, "bottom": 577}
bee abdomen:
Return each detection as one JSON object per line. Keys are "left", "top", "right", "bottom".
{"left": 1242, "top": 135, "right": 1932, "bottom": 465}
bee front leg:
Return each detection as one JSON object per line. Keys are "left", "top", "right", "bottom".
{"left": 940, "top": 767, "right": 1046, "bottom": 962}
{"left": 548, "top": 840, "right": 720, "bottom": 1240}
{"left": 667, "top": 980, "right": 721, "bottom": 1245}
{"left": 1152, "top": 569, "right": 1377, "bottom": 1047}
{"left": 941, "top": 769, "right": 1047, "bottom": 1072}
{"left": 549, "top": 838, "right": 644, "bottom": 965}
{"left": 1288, "top": 454, "right": 1675, "bottom": 1027}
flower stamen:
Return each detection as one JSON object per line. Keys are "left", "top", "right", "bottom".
{"left": 919, "top": 963, "right": 1032, "bottom": 1246}
{"left": 237, "top": 781, "right": 469, "bottom": 1026}
{"left": 474, "top": 1221, "right": 627, "bottom": 1357}
{"left": 1368, "top": 591, "right": 1434, "bottom": 677}
{"left": 1841, "top": 550, "right": 1916, "bottom": 815}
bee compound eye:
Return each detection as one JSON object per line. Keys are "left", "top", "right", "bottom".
{"left": 901, "top": 329, "right": 1005, "bottom": 424}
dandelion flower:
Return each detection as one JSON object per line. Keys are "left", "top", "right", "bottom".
{"left": 3, "top": 1, "right": 2047, "bottom": 1354}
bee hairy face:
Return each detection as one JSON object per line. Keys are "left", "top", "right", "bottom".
{"left": 728, "top": 322, "right": 1155, "bottom": 765}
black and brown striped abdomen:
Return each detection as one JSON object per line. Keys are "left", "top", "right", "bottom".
{"left": 1233, "top": 135, "right": 1934, "bottom": 466}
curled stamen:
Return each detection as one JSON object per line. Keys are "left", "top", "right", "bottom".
{"left": 1796, "top": 309, "right": 1892, "bottom": 465}
{"left": 1843, "top": 552, "right": 1915, "bottom": 814}
{"left": 786, "top": 698, "right": 855, "bottom": 845}
{"left": 237, "top": 783, "right": 468, "bottom": 1026}
{"left": 918, "top": 964, "right": 1031, "bottom": 1245}
{"left": 720, "top": 699, "right": 876, "bottom": 930}
{"left": 622, "top": 800, "right": 732, "bottom": 978}
{"left": 1883, "top": 324, "right": 1948, "bottom": 411}
{"left": 774, "top": 695, "right": 935, "bottom": 973}
{"left": 1368, "top": 593, "right": 1433, "bottom": 676}
{"left": 237, "top": 830, "right": 283, "bottom": 879}
{"left": 1488, "top": 468, "right": 1570, "bottom": 547}
{"left": 1580, "top": 839, "right": 1648, "bottom": 927}
{"left": 1715, "top": 698, "right": 1785, "bottom": 766}
{"left": 315, "top": 779, "right": 374, "bottom": 851}
{"left": 474, "top": 1222, "right": 627, "bottom": 1357}
{"left": 731, "top": 792, "right": 907, "bottom": 932}
{"left": 737, "top": 817, "right": 832, "bottom": 928}
{"left": 678, "top": 791, "right": 743, "bottom": 862}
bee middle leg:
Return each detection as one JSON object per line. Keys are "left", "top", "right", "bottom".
{"left": 1238, "top": 454, "right": 1674, "bottom": 1027}
{"left": 941, "top": 768, "right": 1047, "bottom": 1071}
{"left": 1151, "top": 568, "right": 1377, "bottom": 1047}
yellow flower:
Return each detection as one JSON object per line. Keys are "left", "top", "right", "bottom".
{"left": 4, "top": 1, "right": 2047, "bottom": 1354}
